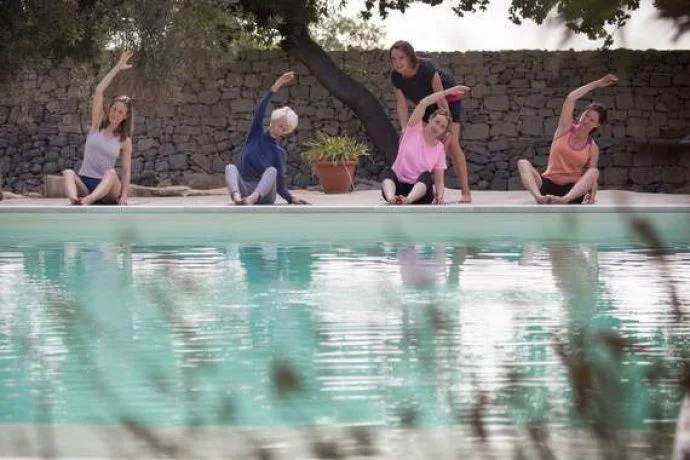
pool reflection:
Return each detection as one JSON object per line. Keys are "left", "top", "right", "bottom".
{"left": 0, "top": 239, "right": 689, "bottom": 457}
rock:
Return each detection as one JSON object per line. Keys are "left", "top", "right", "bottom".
{"left": 616, "top": 93, "right": 634, "bottom": 110}
{"left": 484, "top": 95, "right": 510, "bottom": 111}
{"left": 182, "top": 172, "right": 225, "bottom": 189}
{"left": 630, "top": 167, "right": 661, "bottom": 185}
{"left": 490, "top": 122, "right": 518, "bottom": 137}
{"left": 507, "top": 176, "right": 523, "bottom": 190}
{"left": 604, "top": 167, "right": 629, "bottom": 185}
{"left": 43, "top": 174, "right": 67, "bottom": 198}
{"left": 136, "top": 170, "right": 158, "bottom": 187}
{"left": 129, "top": 185, "right": 191, "bottom": 197}
{"left": 2, "top": 191, "right": 25, "bottom": 199}
{"left": 463, "top": 123, "right": 490, "bottom": 140}
{"left": 662, "top": 166, "right": 687, "bottom": 184}
{"left": 24, "top": 192, "right": 44, "bottom": 198}
{"left": 185, "top": 187, "right": 227, "bottom": 196}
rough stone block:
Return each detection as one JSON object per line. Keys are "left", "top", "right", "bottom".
{"left": 230, "top": 98, "right": 254, "bottom": 113}
{"left": 466, "top": 151, "right": 489, "bottom": 165}
{"left": 673, "top": 73, "right": 690, "bottom": 86}
{"left": 470, "top": 84, "right": 490, "bottom": 99}
{"left": 487, "top": 139, "right": 509, "bottom": 152}
{"left": 616, "top": 93, "right": 634, "bottom": 110}
{"left": 169, "top": 153, "right": 187, "bottom": 170}
{"left": 244, "top": 74, "right": 261, "bottom": 88}
{"left": 520, "top": 116, "right": 543, "bottom": 137}
{"left": 198, "top": 89, "right": 220, "bottom": 105}
{"left": 463, "top": 123, "right": 490, "bottom": 140}
{"left": 662, "top": 166, "right": 687, "bottom": 184}
{"left": 42, "top": 174, "right": 66, "bottom": 197}
{"left": 630, "top": 166, "right": 661, "bottom": 185}
{"left": 603, "top": 167, "right": 629, "bottom": 185}
{"left": 533, "top": 154, "right": 549, "bottom": 167}
{"left": 524, "top": 95, "right": 546, "bottom": 109}
{"left": 490, "top": 122, "right": 518, "bottom": 137}
{"left": 507, "top": 176, "right": 523, "bottom": 190}
{"left": 612, "top": 126, "right": 627, "bottom": 138}
{"left": 490, "top": 177, "right": 508, "bottom": 190}
{"left": 491, "top": 85, "right": 507, "bottom": 95}
{"left": 650, "top": 74, "right": 671, "bottom": 87}
{"left": 484, "top": 95, "right": 510, "bottom": 111}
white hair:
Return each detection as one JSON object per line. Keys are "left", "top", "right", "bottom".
{"left": 270, "top": 106, "right": 298, "bottom": 134}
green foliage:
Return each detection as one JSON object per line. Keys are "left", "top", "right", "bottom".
{"left": 361, "top": 0, "right": 690, "bottom": 48}
{"left": 302, "top": 133, "right": 370, "bottom": 164}
{"left": 310, "top": 13, "right": 385, "bottom": 50}
{"left": 0, "top": 0, "right": 111, "bottom": 77}
{"left": 108, "top": 0, "right": 245, "bottom": 82}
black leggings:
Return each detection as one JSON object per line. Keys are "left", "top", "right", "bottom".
{"left": 381, "top": 169, "right": 434, "bottom": 204}
{"left": 539, "top": 176, "right": 585, "bottom": 204}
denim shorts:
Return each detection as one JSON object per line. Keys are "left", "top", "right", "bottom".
{"left": 79, "top": 175, "right": 101, "bottom": 193}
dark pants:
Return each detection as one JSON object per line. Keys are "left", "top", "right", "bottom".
{"left": 381, "top": 169, "right": 434, "bottom": 204}
{"left": 539, "top": 176, "right": 585, "bottom": 204}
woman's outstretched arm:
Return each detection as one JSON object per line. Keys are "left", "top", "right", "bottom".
{"left": 90, "top": 51, "right": 133, "bottom": 132}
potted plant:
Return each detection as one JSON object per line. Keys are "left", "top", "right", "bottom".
{"left": 302, "top": 133, "right": 370, "bottom": 194}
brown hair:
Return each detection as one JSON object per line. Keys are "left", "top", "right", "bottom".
{"left": 429, "top": 108, "right": 452, "bottom": 137}
{"left": 99, "top": 95, "right": 134, "bottom": 141}
{"left": 586, "top": 102, "right": 607, "bottom": 124}
{"left": 389, "top": 40, "right": 418, "bottom": 69}
{"left": 582, "top": 102, "right": 607, "bottom": 134}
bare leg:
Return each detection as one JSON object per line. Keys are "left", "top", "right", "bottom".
{"left": 448, "top": 122, "right": 471, "bottom": 203}
{"left": 517, "top": 159, "right": 548, "bottom": 204}
{"left": 62, "top": 169, "right": 89, "bottom": 205}
{"left": 81, "top": 169, "right": 121, "bottom": 205}
{"left": 404, "top": 182, "right": 428, "bottom": 204}
{"left": 549, "top": 168, "right": 599, "bottom": 204}
{"left": 382, "top": 179, "right": 396, "bottom": 203}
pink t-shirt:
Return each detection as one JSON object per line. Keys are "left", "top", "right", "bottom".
{"left": 392, "top": 122, "right": 447, "bottom": 184}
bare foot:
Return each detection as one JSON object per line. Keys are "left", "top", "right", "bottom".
{"left": 68, "top": 196, "right": 82, "bottom": 205}
{"left": 230, "top": 192, "right": 243, "bottom": 205}
{"left": 392, "top": 195, "right": 404, "bottom": 205}
{"left": 242, "top": 192, "right": 260, "bottom": 206}
{"left": 80, "top": 195, "right": 94, "bottom": 206}
{"left": 399, "top": 196, "right": 411, "bottom": 205}
{"left": 535, "top": 194, "right": 549, "bottom": 204}
{"left": 547, "top": 195, "right": 567, "bottom": 204}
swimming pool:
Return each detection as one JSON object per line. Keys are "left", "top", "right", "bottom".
{"left": 0, "top": 208, "right": 689, "bottom": 458}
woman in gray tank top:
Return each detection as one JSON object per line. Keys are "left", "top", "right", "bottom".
{"left": 62, "top": 51, "right": 134, "bottom": 205}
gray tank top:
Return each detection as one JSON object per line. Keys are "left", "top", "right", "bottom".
{"left": 78, "top": 130, "right": 121, "bottom": 178}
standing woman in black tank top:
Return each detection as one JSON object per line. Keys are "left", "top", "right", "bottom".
{"left": 62, "top": 51, "right": 134, "bottom": 205}
{"left": 389, "top": 41, "right": 472, "bottom": 203}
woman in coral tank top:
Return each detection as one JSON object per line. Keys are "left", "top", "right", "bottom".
{"left": 517, "top": 74, "right": 619, "bottom": 204}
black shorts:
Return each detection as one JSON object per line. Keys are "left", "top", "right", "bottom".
{"left": 539, "top": 177, "right": 585, "bottom": 204}
{"left": 381, "top": 169, "right": 434, "bottom": 204}
{"left": 423, "top": 100, "right": 463, "bottom": 124}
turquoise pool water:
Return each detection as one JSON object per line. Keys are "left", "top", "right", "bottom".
{"left": 0, "top": 211, "right": 689, "bottom": 439}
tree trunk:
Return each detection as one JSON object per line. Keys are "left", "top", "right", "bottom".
{"left": 281, "top": 25, "right": 398, "bottom": 164}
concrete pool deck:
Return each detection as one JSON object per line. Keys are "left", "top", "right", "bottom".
{"left": 2, "top": 189, "right": 690, "bottom": 208}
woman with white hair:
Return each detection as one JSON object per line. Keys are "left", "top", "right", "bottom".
{"left": 225, "top": 71, "right": 309, "bottom": 205}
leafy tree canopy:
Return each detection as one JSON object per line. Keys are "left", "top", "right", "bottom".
{"left": 361, "top": 0, "right": 689, "bottom": 48}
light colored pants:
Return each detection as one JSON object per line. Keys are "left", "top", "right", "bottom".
{"left": 225, "top": 164, "right": 277, "bottom": 204}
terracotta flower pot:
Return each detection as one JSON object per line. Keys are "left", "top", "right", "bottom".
{"left": 313, "top": 160, "right": 358, "bottom": 194}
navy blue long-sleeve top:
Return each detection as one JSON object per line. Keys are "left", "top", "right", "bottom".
{"left": 237, "top": 90, "right": 294, "bottom": 204}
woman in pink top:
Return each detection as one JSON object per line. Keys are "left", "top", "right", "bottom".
{"left": 390, "top": 41, "right": 472, "bottom": 203}
{"left": 382, "top": 85, "right": 469, "bottom": 205}
{"left": 517, "top": 74, "right": 619, "bottom": 204}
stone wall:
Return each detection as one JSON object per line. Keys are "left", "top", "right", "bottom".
{"left": 1, "top": 49, "right": 689, "bottom": 194}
